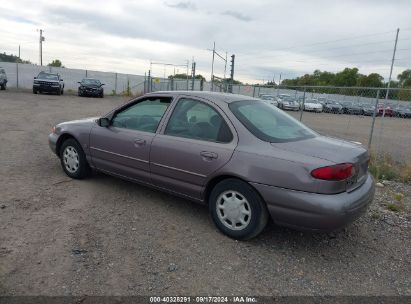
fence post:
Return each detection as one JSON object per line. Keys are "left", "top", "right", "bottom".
{"left": 252, "top": 86, "right": 256, "bottom": 97}
{"left": 368, "top": 89, "right": 380, "bottom": 149}
{"left": 16, "top": 63, "right": 19, "bottom": 89}
{"left": 299, "top": 87, "right": 306, "bottom": 121}
{"left": 114, "top": 73, "right": 118, "bottom": 95}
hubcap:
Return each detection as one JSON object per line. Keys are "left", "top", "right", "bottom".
{"left": 63, "top": 146, "right": 79, "bottom": 173}
{"left": 216, "top": 190, "right": 251, "bottom": 231}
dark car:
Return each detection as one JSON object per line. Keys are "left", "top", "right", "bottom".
{"left": 361, "top": 103, "right": 376, "bottom": 116}
{"left": 323, "top": 100, "right": 343, "bottom": 114}
{"left": 78, "top": 78, "right": 105, "bottom": 98}
{"left": 0, "top": 68, "right": 7, "bottom": 90}
{"left": 394, "top": 106, "right": 411, "bottom": 118}
{"left": 341, "top": 101, "right": 363, "bottom": 115}
{"left": 33, "top": 72, "right": 64, "bottom": 95}
{"left": 49, "top": 92, "right": 375, "bottom": 240}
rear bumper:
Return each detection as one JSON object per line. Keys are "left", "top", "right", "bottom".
{"left": 251, "top": 174, "right": 375, "bottom": 231}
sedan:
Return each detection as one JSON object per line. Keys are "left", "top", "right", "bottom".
{"left": 78, "top": 78, "right": 104, "bottom": 98}
{"left": 303, "top": 99, "right": 323, "bottom": 112}
{"left": 49, "top": 92, "right": 375, "bottom": 240}
{"left": 278, "top": 96, "right": 300, "bottom": 111}
{"left": 341, "top": 102, "right": 363, "bottom": 115}
{"left": 259, "top": 94, "right": 278, "bottom": 107}
{"left": 323, "top": 101, "right": 343, "bottom": 114}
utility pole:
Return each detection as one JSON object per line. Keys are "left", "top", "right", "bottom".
{"left": 278, "top": 73, "right": 282, "bottom": 86}
{"left": 38, "top": 29, "right": 45, "bottom": 66}
{"left": 228, "top": 54, "right": 235, "bottom": 93}
{"left": 191, "top": 61, "right": 196, "bottom": 91}
{"left": 211, "top": 42, "right": 215, "bottom": 91}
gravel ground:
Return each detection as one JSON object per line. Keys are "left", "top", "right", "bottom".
{"left": 0, "top": 91, "right": 410, "bottom": 296}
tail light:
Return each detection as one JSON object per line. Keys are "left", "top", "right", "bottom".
{"left": 311, "top": 163, "right": 354, "bottom": 181}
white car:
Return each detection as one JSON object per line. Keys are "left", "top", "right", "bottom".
{"left": 259, "top": 95, "right": 278, "bottom": 107}
{"left": 303, "top": 99, "right": 323, "bottom": 112}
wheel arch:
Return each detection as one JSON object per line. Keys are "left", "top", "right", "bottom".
{"left": 203, "top": 174, "right": 265, "bottom": 206}
{"left": 56, "top": 133, "right": 78, "bottom": 157}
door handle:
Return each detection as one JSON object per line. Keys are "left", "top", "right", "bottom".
{"left": 133, "top": 138, "right": 146, "bottom": 146}
{"left": 200, "top": 151, "right": 218, "bottom": 160}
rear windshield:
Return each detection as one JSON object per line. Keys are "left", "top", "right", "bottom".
{"left": 229, "top": 100, "right": 317, "bottom": 143}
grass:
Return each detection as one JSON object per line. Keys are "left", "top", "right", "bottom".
{"left": 386, "top": 203, "right": 400, "bottom": 212}
{"left": 368, "top": 153, "right": 411, "bottom": 183}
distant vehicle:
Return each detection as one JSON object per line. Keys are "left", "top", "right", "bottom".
{"left": 259, "top": 94, "right": 278, "bottom": 107}
{"left": 323, "top": 100, "right": 343, "bottom": 114}
{"left": 377, "top": 104, "right": 393, "bottom": 117}
{"left": 361, "top": 103, "right": 376, "bottom": 116}
{"left": 33, "top": 72, "right": 64, "bottom": 95}
{"left": 303, "top": 99, "right": 323, "bottom": 112}
{"left": 78, "top": 78, "right": 105, "bottom": 98}
{"left": 277, "top": 95, "right": 300, "bottom": 111}
{"left": 394, "top": 105, "right": 411, "bottom": 118}
{"left": 341, "top": 101, "right": 363, "bottom": 115}
{"left": 0, "top": 68, "right": 7, "bottom": 90}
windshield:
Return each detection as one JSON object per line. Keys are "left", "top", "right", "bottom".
{"left": 82, "top": 79, "right": 101, "bottom": 85}
{"left": 38, "top": 73, "right": 58, "bottom": 80}
{"left": 306, "top": 99, "right": 319, "bottom": 104}
{"left": 229, "top": 100, "right": 317, "bottom": 143}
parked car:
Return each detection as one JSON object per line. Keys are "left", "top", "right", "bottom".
{"left": 323, "top": 100, "right": 343, "bottom": 114}
{"left": 394, "top": 106, "right": 411, "bottom": 118}
{"left": 259, "top": 94, "right": 278, "bottom": 107}
{"left": 0, "top": 68, "right": 7, "bottom": 90}
{"left": 78, "top": 78, "right": 105, "bottom": 98}
{"left": 33, "top": 72, "right": 64, "bottom": 95}
{"left": 277, "top": 95, "right": 300, "bottom": 111}
{"left": 361, "top": 103, "right": 376, "bottom": 116}
{"left": 377, "top": 103, "right": 393, "bottom": 117}
{"left": 49, "top": 92, "right": 375, "bottom": 240}
{"left": 341, "top": 101, "right": 363, "bottom": 115}
{"left": 303, "top": 99, "right": 323, "bottom": 112}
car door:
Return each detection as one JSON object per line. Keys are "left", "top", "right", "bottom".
{"left": 89, "top": 96, "right": 172, "bottom": 183}
{"left": 150, "top": 96, "right": 238, "bottom": 201}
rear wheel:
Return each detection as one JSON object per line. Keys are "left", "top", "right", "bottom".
{"left": 60, "top": 138, "right": 91, "bottom": 179}
{"left": 209, "top": 179, "right": 268, "bottom": 240}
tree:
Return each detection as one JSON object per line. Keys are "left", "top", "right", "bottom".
{"left": 397, "top": 69, "right": 411, "bottom": 87}
{"left": 0, "top": 52, "right": 31, "bottom": 63}
{"left": 357, "top": 73, "right": 384, "bottom": 87}
{"left": 48, "top": 59, "right": 64, "bottom": 68}
{"left": 332, "top": 68, "right": 359, "bottom": 87}
{"left": 168, "top": 73, "right": 206, "bottom": 81}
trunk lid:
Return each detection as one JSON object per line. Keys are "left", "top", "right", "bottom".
{"left": 271, "top": 136, "right": 369, "bottom": 191}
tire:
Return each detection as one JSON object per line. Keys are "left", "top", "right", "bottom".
{"left": 33, "top": 89, "right": 37, "bottom": 94}
{"left": 61, "top": 88, "right": 64, "bottom": 95}
{"left": 209, "top": 178, "right": 269, "bottom": 240}
{"left": 100, "top": 92, "right": 104, "bottom": 98}
{"left": 78, "top": 91, "right": 82, "bottom": 97}
{"left": 57, "top": 89, "right": 61, "bottom": 96}
{"left": 60, "top": 138, "right": 91, "bottom": 179}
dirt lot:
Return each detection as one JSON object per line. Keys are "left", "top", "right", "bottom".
{"left": 0, "top": 91, "right": 410, "bottom": 297}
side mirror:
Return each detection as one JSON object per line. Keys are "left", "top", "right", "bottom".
{"left": 99, "top": 117, "right": 110, "bottom": 127}
{"left": 77, "top": 81, "right": 81, "bottom": 84}
{"left": 34, "top": 77, "right": 37, "bottom": 79}
{"left": 101, "top": 83, "right": 105, "bottom": 86}
{"left": 60, "top": 79, "right": 64, "bottom": 81}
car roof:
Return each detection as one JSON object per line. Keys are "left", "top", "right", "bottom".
{"left": 148, "top": 91, "right": 260, "bottom": 104}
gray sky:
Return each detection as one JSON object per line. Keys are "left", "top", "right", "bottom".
{"left": 1, "top": 0, "right": 410, "bottom": 83}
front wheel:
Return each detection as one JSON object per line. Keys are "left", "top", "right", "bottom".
{"left": 209, "top": 179, "right": 269, "bottom": 240}
{"left": 60, "top": 138, "right": 91, "bottom": 179}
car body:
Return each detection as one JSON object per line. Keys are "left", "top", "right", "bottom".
{"left": 0, "top": 68, "right": 7, "bottom": 90}
{"left": 277, "top": 95, "right": 300, "bottom": 111}
{"left": 78, "top": 78, "right": 105, "bottom": 97}
{"left": 259, "top": 94, "right": 278, "bottom": 107}
{"left": 49, "top": 91, "right": 374, "bottom": 240}
{"left": 341, "top": 101, "right": 363, "bottom": 115}
{"left": 323, "top": 100, "right": 343, "bottom": 114}
{"left": 33, "top": 72, "right": 64, "bottom": 95}
{"left": 361, "top": 103, "right": 376, "bottom": 116}
{"left": 303, "top": 99, "right": 323, "bottom": 112}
